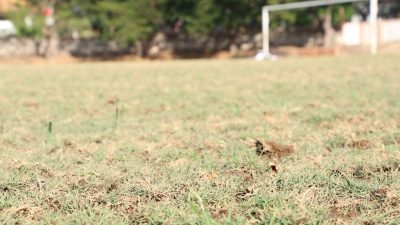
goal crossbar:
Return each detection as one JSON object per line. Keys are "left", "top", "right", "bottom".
{"left": 261, "top": 0, "right": 378, "bottom": 59}
{"left": 264, "top": 0, "right": 366, "bottom": 12}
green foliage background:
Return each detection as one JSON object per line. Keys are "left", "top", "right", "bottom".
{"left": 6, "top": 0, "right": 396, "bottom": 46}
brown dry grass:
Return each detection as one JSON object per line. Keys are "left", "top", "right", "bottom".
{"left": 0, "top": 55, "right": 399, "bottom": 224}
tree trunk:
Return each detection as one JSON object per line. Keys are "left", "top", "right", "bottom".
{"left": 43, "top": 33, "right": 53, "bottom": 58}
{"left": 135, "top": 40, "right": 144, "bottom": 58}
{"left": 323, "top": 7, "right": 334, "bottom": 48}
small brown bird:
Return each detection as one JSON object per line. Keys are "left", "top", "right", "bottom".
{"left": 254, "top": 139, "right": 294, "bottom": 159}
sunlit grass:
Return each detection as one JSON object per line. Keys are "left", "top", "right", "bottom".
{"left": 0, "top": 55, "right": 399, "bottom": 224}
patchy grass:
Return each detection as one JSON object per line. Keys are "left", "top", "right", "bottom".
{"left": 0, "top": 55, "right": 399, "bottom": 224}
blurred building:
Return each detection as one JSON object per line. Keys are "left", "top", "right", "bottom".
{"left": 340, "top": 18, "right": 400, "bottom": 46}
{"left": 0, "top": 0, "right": 26, "bottom": 13}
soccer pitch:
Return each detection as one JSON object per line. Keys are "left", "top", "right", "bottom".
{"left": 0, "top": 56, "right": 399, "bottom": 224}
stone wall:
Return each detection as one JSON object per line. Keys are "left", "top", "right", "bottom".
{"left": 0, "top": 38, "right": 131, "bottom": 58}
{"left": 0, "top": 38, "right": 37, "bottom": 58}
{"left": 0, "top": 37, "right": 61, "bottom": 58}
{"left": 60, "top": 40, "right": 131, "bottom": 57}
{"left": 0, "top": 30, "right": 320, "bottom": 59}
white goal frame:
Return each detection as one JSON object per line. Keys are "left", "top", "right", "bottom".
{"left": 262, "top": 0, "right": 378, "bottom": 58}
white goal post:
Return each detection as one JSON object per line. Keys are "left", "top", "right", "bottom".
{"left": 261, "top": 0, "right": 379, "bottom": 58}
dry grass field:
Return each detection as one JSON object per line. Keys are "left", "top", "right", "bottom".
{"left": 0, "top": 55, "right": 399, "bottom": 224}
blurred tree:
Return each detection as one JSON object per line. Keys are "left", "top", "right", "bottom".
{"left": 7, "top": 0, "right": 398, "bottom": 56}
{"left": 6, "top": 1, "right": 45, "bottom": 56}
{"left": 52, "top": 0, "right": 163, "bottom": 56}
{"left": 183, "top": 0, "right": 266, "bottom": 36}
{"left": 6, "top": 3, "right": 44, "bottom": 38}
{"left": 54, "top": 0, "right": 93, "bottom": 39}
{"left": 7, "top": 0, "right": 369, "bottom": 43}
{"left": 86, "top": 0, "right": 162, "bottom": 46}
{"left": 7, "top": 0, "right": 57, "bottom": 57}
